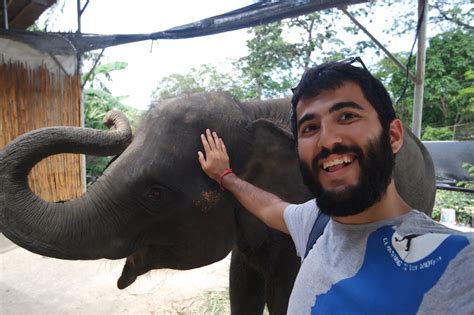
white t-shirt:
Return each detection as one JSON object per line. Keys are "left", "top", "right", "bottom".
{"left": 284, "top": 199, "right": 474, "bottom": 314}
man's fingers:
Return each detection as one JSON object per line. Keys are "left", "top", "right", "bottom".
{"left": 213, "top": 132, "right": 221, "bottom": 150}
{"left": 220, "top": 139, "right": 228, "bottom": 155}
{"left": 198, "top": 151, "right": 204, "bottom": 161}
{"left": 201, "top": 134, "right": 212, "bottom": 153}
{"left": 206, "top": 129, "right": 217, "bottom": 150}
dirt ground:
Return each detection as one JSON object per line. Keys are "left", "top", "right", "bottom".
{"left": 0, "top": 236, "right": 231, "bottom": 314}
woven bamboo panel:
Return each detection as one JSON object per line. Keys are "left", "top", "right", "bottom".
{"left": 0, "top": 63, "right": 83, "bottom": 202}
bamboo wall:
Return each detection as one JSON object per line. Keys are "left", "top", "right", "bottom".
{"left": 0, "top": 63, "right": 83, "bottom": 202}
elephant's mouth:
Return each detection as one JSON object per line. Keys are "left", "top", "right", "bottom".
{"left": 117, "top": 245, "right": 179, "bottom": 289}
{"left": 117, "top": 247, "right": 151, "bottom": 289}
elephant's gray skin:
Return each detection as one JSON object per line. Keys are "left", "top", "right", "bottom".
{"left": 0, "top": 92, "right": 436, "bottom": 314}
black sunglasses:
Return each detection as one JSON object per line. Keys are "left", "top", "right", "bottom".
{"left": 291, "top": 56, "right": 370, "bottom": 94}
{"left": 335, "top": 56, "right": 369, "bottom": 72}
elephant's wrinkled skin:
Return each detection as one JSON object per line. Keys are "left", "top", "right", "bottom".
{"left": 0, "top": 92, "right": 436, "bottom": 314}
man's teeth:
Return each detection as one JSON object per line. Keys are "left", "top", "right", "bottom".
{"left": 323, "top": 157, "right": 353, "bottom": 170}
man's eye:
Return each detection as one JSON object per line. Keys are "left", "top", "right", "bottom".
{"left": 301, "top": 124, "right": 319, "bottom": 134}
{"left": 340, "top": 112, "right": 358, "bottom": 121}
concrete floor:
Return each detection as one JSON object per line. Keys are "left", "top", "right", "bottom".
{"left": 0, "top": 235, "right": 230, "bottom": 314}
{"left": 2, "top": 224, "right": 471, "bottom": 314}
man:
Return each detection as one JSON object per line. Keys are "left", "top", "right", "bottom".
{"left": 198, "top": 60, "right": 473, "bottom": 314}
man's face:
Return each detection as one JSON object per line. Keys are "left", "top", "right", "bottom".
{"left": 296, "top": 82, "right": 394, "bottom": 217}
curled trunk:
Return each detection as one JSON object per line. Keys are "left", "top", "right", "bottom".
{"left": 0, "top": 111, "right": 135, "bottom": 259}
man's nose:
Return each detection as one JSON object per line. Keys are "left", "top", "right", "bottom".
{"left": 318, "top": 122, "right": 342, "bottom": 150}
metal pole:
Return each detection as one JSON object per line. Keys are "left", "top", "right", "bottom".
{"left": 340, "top": 7, "right": 415, "bottom": 82}
{"left": 412, "top": 0, "right": 428, "bottom": 138}
{"left": 76, "top": 0, "right": 86, "bottom": 191}
{"left": 3, "top": 0, "right": 8, "bottom": 29}
{"left": 76, "top": 0, "right": 81, "bottom": 33}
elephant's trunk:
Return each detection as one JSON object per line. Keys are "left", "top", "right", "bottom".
{"left": 0, "top": 110, "right": 135, "bottom": 259}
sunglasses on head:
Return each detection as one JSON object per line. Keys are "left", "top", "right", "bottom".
{"left": 291, "top": 56, "right": 370, "bottom": 94}
{"left": 335, "top": 56, "right": 369, "bottom": 72}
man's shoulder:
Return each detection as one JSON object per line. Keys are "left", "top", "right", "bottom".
{"left": 394, "top": 210, "right": 474, "bottom": 249}
{"left": 286, "top": 198, "right": 317, "bottom": 210}
{"left": 398, "top": 209, "right": 472, "bottom": 235}
{"left": 283, "top": 199, "right": 319, "bottom": 258}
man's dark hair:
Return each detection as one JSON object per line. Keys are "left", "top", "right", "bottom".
{"left": 290, "top": 61, "right": 396, "bottom": 141}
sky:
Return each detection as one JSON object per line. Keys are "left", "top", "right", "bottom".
{"left": 38, "top": 1, "right": 420, "bottom": 110}
{"left": 38, "top": 1, "right": 254, "bottom": 109}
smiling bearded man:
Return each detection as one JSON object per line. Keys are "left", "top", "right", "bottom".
{"left": 198, "top": 58, "right": 474, "bottom": 314}
{"left": 299, "top": 120, "right": 394, "bottom": 217}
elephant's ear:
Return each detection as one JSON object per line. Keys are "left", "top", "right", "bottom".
{"left": 394, "top": 126, "right": 436, "bottom": 216}
{"left": 241, "top": 119, "right": 313, "bottom": 204}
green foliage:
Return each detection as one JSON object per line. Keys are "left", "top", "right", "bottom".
{"left": 373, "top": 52, "right": 414, "bottom": 123}
{"left": 433, "top": 190, "right": 474, "bottom": 226}
{"left": 459, "top": 70, "right": 474, "bottom": 115}
{"left": 286, "top": 11, "right": 343, "bottom": 69}
{"left": 421, "top": 126, "right": 454, "bottom": 141}
{"left": 457, "top": 163, "right": 474, "bottom": 189}
{"left": 86, "top": 156, "right": 113, "bottom": 183}
{"left": 235, "top": 22, "right": 297, "bottom": 100}
{"left": 82, "top": 54, "right": 142, "bottom": 183}
{"left": 83, "top": 62, "right": 128, "bottom": 90}
{"left": 151, "top": 64, "right": 246, "bottom": 101}
{"left": 424, "top": 30, "right": 474, "bottom": 126}
{"left": 151, "top": 12, "right": 348, "bottom": 102}
{"left": 377, "top": 30, "right": 474, "bottom": 130}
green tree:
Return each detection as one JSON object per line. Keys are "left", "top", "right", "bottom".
{"left": 235, "top": 22, "right": 297, "bottom": 100}
{"left": 151, "top": 64, "right": 245, "bottom": 101}
{"left": 424, "top": 30, "right": 474, "bottom": 127}
{"left": 376, "top": 30, "right": 474, "bottom": 136}
{"left": 286, "top": 11, "right": 344, "bottom": 69}
{"left": 459, "top": 70, "right": 474, "bottom": 111}
{"left": 373, "top": 52, "right": 413, "bottom": 123}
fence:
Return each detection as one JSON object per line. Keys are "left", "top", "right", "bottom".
{"left": 0, "top": 63, "right": 83, "bottom": 201}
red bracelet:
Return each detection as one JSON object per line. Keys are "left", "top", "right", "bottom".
{"left": 219, "top": 168, "right": 233, "bottom": 190}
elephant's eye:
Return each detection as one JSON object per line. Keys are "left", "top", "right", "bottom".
{"left": 142, "top": 184, "right": 177, "bottom": 212}
{"left": 147, "top": 186, "right": 162, "bottom": 200}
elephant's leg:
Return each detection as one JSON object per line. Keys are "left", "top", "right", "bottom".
{"left": 264, "top": 250, "right": 300, "bottom": 315}
{"left": 229, "top": 249, "right": 265, "bottom": 315}
{"left": 263, "top": 274, "right": 294, "bottom": 315}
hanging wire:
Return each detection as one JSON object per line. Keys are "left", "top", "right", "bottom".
{"left": 395, "top": 0, "right": 426, "bottom": 106}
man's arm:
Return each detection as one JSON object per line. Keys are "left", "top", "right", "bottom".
{"left": 198, "top": 129, "right": 290, "bottom": 234}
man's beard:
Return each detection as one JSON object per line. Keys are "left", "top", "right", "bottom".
{"left": 299, "top": 128, "right": 395, "bottom": 217}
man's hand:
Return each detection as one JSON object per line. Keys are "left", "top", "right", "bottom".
{"left": 198, "top": 129, "right": 230, "bottom": 182}
{"left": 198, "top": 129, "right": 289, "bottom": 234}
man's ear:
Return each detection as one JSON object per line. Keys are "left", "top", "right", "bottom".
{"left": 243, "top": 119, "right": 312, "bottom": 204}
{"left": 389, "top": 118, "right": 404, "bottom": 154}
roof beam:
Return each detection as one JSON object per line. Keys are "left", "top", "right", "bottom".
{"left": 340, "top": 6, "right": 416, "bottom": 82}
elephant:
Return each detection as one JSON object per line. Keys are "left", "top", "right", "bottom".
{"left": 0, "top": 92, "right": 436, "bottom": 314}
